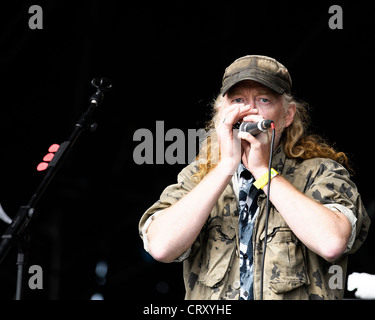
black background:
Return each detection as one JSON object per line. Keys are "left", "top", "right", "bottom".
{"left": 0, "top": 0, "right": 374, "bottom": 300}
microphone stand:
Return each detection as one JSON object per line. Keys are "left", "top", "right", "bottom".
{"left": 0, "top": 77, "right": 112, "bottom": 299}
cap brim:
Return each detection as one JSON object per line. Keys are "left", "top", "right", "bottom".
{"left": 221, "top": 76, "right": 286, "bottom": 96}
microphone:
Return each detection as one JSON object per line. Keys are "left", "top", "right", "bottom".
{"left": 237, "top": 119, "right": 273, "bottom": 136}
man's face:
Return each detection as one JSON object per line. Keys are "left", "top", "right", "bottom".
{"left": 222, "top": 80, "right": 295, "bottom": 145}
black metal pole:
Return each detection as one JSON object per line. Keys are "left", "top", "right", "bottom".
{"left": 0, "top": 78, "right": 112, "bottom": 298}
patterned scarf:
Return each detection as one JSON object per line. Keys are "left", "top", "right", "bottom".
{"left": 238, "top": 164, "right": 260, "bottom": 300}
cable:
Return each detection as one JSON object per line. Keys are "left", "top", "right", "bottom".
{"left": 259, "top": 122, "right": 276, "bottom": 300}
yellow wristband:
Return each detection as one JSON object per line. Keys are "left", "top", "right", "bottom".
{"left": 253, "top": 168, "right": 278, "bottom": 189}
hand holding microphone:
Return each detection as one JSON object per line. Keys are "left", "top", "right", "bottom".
{"left": 236, "top": 119, "right": 275, "bottom": 179}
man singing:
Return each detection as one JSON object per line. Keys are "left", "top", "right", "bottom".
{"left": 138, "top": 55, "right": 370, "bottom": 299}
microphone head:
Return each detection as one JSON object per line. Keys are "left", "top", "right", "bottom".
{"left": 260, "top": 119, "right": 273, "bottom": 130}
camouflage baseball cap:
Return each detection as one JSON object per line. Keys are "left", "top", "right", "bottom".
{"left": 220, "top": 55, "right": 292, "bottom": 96}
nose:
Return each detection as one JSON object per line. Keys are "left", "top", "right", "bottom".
{"left": 246, "top": 103, "right": 258, "bottom": 113}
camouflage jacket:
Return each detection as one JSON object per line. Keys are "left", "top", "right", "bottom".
{"left": 138, "top": 146, "right": 370, "bottom": 300}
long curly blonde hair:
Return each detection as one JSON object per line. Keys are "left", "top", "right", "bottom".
{"left": 191, "top": 93, "right": 350, "bottom": 182}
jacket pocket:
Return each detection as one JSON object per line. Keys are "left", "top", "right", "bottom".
{"left": 198, "top": 217, "right": 236, "bottom": 288}
{"left": 260, "top": 227, "right": 309, "bottom": 294}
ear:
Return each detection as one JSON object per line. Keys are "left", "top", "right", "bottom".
{"left": 284, "top": 102, "right": 296, "bottom": 128}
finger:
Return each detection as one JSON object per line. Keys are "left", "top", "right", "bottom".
{"left": 238, "top": 131, "right": 257, "bottom": 144}
{"left": 241, "top": 138, "right": 251, "bottom": 152}
{"left": 242, "top": 114, "right": 265, "bottom": 122}
{"left": 222, "top": 104, "right": 251, "bottom": 126}
{"left": 238, "top": 130, "right": 270, "bottom": 146}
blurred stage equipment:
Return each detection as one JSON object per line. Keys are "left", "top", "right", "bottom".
{"left": 0, "top": 77, "right": 112, "bottom": 300}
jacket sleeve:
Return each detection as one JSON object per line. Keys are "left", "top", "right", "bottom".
{"left": 303, "top": 159, "right": 371, "bottom": 255}
{"left": 138, "top": 162, "right": 199, "bottom": 256}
